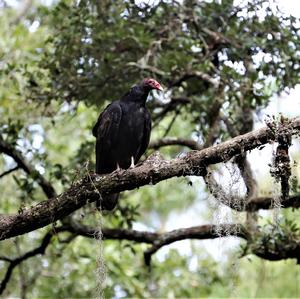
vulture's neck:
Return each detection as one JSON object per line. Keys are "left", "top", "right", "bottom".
{"left": 121, "top": 85, "right": 149, "bottom": 106}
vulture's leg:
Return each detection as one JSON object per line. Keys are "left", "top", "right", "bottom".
{"left": 130, "top": 156, "right": 135, "bottom": 168}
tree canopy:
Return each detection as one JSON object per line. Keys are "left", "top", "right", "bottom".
{"left": 0, "top": 0, "right": 300, "bottom": 297}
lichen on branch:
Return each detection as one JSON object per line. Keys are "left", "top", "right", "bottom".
{"left": 0, "top": 117, "right": 300, "bottom": 241}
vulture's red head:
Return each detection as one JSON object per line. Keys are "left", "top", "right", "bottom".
{"left": 142, "top": 78, "right": 163, "bottom": 91}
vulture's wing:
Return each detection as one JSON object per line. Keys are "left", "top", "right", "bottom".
{"left": 135, "top": 109, "right": 151, "bottom": 162}
{"left": 93, "top": 102, "right": 122, "bottom": 173}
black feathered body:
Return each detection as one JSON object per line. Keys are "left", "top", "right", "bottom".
{"left": 93, "top": 85, "right": 152, "bottom": 175}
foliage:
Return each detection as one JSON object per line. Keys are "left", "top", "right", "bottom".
{"left": 0, "top": 0, "right": 300, "bottom": 298}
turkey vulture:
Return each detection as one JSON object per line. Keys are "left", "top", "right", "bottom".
{"left": 93, "top": 78, "right": 163, "bottom": 210}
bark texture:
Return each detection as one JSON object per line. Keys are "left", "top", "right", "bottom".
{"left": 0, "top": 117, "right": 299, "bottom": 241}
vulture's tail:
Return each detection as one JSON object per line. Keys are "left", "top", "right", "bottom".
{"left": 96, "top": 193, "right": 119, "bottom": 211}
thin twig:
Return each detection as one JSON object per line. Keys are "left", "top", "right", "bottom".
{"left": 0, "top": 166, "right": 19, "bottom": 179}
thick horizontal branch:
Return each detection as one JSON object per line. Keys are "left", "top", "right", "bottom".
{"left": 207, "top": 170, "right": 300, "bottom": 211}
{"left": 64, "top": 220, "right": 158, "bottom": 243}
{"left": 213, "top": 194, "right": 300, "bottom": 212}
{"left": 253, "top": 242, "right": 300, "bottom": 263}
{"left": 63, "top": 221, "right": 247, "bottom": 264}
{"left": 208, "top": 180, "right": 300, "bottom": 211}
{"left": 65, "top": 221, "right": 300, "bottom": 264}
{"left": 143, "top": 224, "right": 247, "bottom": 265}
{"left": 0, "top": 222, "right": 245, "bottom": 293}
{"left": 0, "top": 222, "right": 244, "bottom": 292}
{"left": 1, "top": 220, "right": 297, "bottom": 294}
{"left": 245, "top": 194, "right": 300, "bottom": 211}
{"left": 0, "top": 117, "right": 300, "bottom": 241}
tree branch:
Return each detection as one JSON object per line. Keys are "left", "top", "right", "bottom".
{"left": 253, "top": 242, "right": 300, "bottom": 264}
{"left": 64, "top": 221, "right": 300, "bottom": 265}
{"left": 244, "top": 194, "right": 300, "bottom": 211}
{"left": 149, "top": 137, "right": 202, "bottom": 150}
{"left": 170, "top": 71, "right": 219, "bottom": 89}
{"left": 0, "top": 166, "right": 19, "bottom": 179}
{"left": 126, "top": 62, "right": 168, "bottom": 77}
{"left": 0, "top": 117, "right": 300, "bottom": 241}
{"left": 0, "top": 256, "right": 12, "bottom": 262}
{"left": 62, "top": 221, "right": 247, "bottom": 265}
{"left": 152, "top": 97, "right": 191, "bottom": 123}
{"left": 0, "top": 136, "right": 57, "bottom": 198}
{"left": 214, "top": 193, "right": 300, "bottom": 212}
{"left": 0, "top": 229, "right": 63, "bottom": 295}
{"left": 143, "top": 224, "right": 247, "bottom": 265}
{"left": 64, "top": 220, "right": 158, "bottom": 243}
{"left": 0, "top": 217, "right": 294, "bottom": 295}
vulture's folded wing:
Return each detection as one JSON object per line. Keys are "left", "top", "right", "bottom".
{"left": 135, "top": 109, "right": 151, "bottom": 162}
{"left": 93, "top": 102, "right": 122, "bottom": 173}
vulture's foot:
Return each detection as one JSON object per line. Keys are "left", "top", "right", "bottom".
{"left": 130, "top": 156, "right": 135, "bottom": 168}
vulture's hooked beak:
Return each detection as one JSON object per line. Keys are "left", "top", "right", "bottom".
{"left": 156, "top": 84, "right": 164, "bottom": 91}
